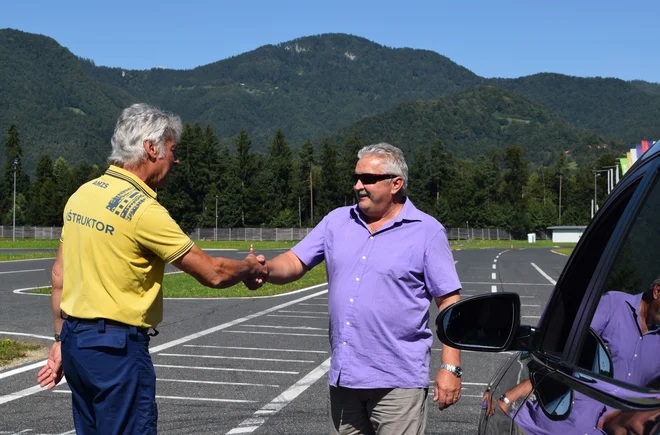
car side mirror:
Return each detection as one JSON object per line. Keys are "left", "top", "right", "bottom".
{"left": 435, "top": 293, "right": 521, "bottom": 352}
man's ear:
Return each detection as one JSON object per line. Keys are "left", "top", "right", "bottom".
{"left": 390, "top": 176, "right": 404, "bottom": 195}
{"left": 654, "top": 284, "right": 660, "bottom": 300}
{"left": 144, "top": 140, "right": 158, "bottom": 160}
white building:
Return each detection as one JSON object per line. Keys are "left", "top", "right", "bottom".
{"left": 547, "top": 226, "right": 587, "bottom": 243}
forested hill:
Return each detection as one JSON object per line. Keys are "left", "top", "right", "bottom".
{"left": 332, "top": 86, "right": 621, "bottom": 165}
{"left": 1, "top": 28, "right": 658, "bottom": 172}
{"left": 0, "top": 29, "right": 134, "bottom": 169}
{"left": 86, "top": 33, "right": 482, "bottom": 147}
{"left": 488, "top": 74, "right": 660, "bottom": 143}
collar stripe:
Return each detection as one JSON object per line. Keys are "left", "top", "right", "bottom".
{"left": 106, "top": 169, "right": 155, "bottom": 199}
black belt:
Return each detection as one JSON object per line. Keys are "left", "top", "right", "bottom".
{"left": 62, "top": 312, "right": 158, "bottom": 336}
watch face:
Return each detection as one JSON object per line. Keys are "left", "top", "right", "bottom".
{"left": 455, "top": 366, "right": 463, "bottom": 377}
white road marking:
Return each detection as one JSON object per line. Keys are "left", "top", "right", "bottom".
{"left": 0, "top": 268, "right": 45, "bottom": 275}
{"left": 225, "top": 331, "right": 327, "bottom": 337}
{"left": 226, "top": 358, "right": 331, "bottom": 434}
{"left": 521, "top": 304, "right": 541, "bottom": 307}
{"left": 0, "top": 331, "right": 53, "bottom": 341}
{"left": 267, "top": 314, "right": 327, "bottom": 319}
{"left": 52, "top": 390, "right": 257, "bottom": 403}
{"left": 551, "top": 250, "right": 569, "bottom": 257}
{"left": 530, "top": 263, "right": 557, "bottom": 285}
{"left": 158, "top": 378, "right": 280, "bottom": 388}
{"left": 492, "top": 264, "right": 496, "bottom": 269}
{"left": 461, "top": 281, "right": 552, "bottom": 286}
{"left": 277, "top": 310, "right": 327, "bottom": 315}
{"left": 0, "top": 287, "right": 328, "bottom": 403}
{"left": 157, "top": 353, "right": 314, "bottom": 363}
{"left": 491, "top": 285, "right": 497, "bottom": 293}
{"left": 494, "top": 259, "right": 498, "bottom": 263}
{"left": 522, "top": 316, "right": 541, "bottom": 319}
{"left": 491, "top": 273, "right": 496, "bottom": 279}
{"left": 240, "top": 325, "right": 326, "bottom": 331}
{"left": 154, "top": 364, "right": 298, "bottom": 374}
{"left": 0, "top": 361, "right": 49, "bottom": 381}
{"left": 183, "top": 345, "right": 327, "bottom": 354}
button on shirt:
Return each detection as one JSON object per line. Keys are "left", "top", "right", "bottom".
{"left": 591, "top": 291, "right": 660, "bottom": 388}
{"left": 292, "top": 199, "right": 461, "bottom": 389}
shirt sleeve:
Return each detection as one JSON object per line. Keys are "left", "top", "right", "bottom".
{"left": 135, "top": 203, "right": 194, "bottom": 263}
{"left": 291, "top": 217, "right": 327, "bottom": 269}
{"left": 590, "top": 292, "right": 612, "bottom": 335}
{"left": 424, "top": 227, "right": 462, "bottom": 298}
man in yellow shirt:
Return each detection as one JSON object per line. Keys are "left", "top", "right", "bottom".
{"left": 37, "top": 103, "right": 267, "bottom": 434}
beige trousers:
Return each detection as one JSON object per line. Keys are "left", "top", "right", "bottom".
{"left": 329, "top": 386, "right": 429, "bottom": 435}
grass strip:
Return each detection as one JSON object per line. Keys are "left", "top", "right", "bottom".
{"left": 0, "top": 339, "right": 41, "bottom": 365}
{"left": 31, "top": 262, "right": 328, "bottom": 298}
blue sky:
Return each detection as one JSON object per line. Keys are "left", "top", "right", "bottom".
{"left": 2, "top": 0, "right": 658, "bottom": 82}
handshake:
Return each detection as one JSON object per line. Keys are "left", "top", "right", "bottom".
{"left": 242, "top": 253, "right": 269, "bottom": 290}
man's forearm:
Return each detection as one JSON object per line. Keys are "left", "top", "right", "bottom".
{"left": 266, "top": 251, "right": 307, "bottom": 285}
{"left": 51, "top": 288, "right": 63, "bottom": 334}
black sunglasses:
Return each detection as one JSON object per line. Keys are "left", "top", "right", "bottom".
{"left": 352, "top": 173, "right": 397, "bottom": 185}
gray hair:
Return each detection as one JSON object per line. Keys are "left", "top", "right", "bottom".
{"left": 649, "top": 275, "right": 660, "bottom": 293}
{"left": 357, "top": 143, "right": 408, "bottom": 190}
{"left": 109, "top": 103, "right": 182, "bottom": 167}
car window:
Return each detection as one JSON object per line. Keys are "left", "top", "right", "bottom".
{"left": 583, "top": 174, "right": 660, "bottom": 392}
{"left": 539, "top": 176, "right": 642, "bottom": 356}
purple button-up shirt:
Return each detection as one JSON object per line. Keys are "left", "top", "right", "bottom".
{"left": 292, "top": 199, "right": 461, "bottom": 389}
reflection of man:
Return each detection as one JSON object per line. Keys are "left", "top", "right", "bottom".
{"left": 265, "top": 143, "right": 462, "bottom": 434}
{"left": 36, "top": 104, "right": 267, "bottom": 434}
{"left": 487, "top": 275, "right": 660, "bottom": 434}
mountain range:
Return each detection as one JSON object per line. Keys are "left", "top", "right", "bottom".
{"left": 1, "top": 28, "right": 659, "bottom": 171}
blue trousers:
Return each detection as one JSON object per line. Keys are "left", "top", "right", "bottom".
{"left": 60, "top": 319, "right": 157, "bottom": 434}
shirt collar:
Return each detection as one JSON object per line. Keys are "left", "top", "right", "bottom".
{"left": 350, "top": 197, "right": 422, "bottom": 231}
{"left": 625, "top": 292, "right": 660, "bottom": 334}
{"left": 105, "top": 165, "right": 157, "bottom": 199}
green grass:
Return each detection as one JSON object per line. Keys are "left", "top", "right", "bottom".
{"left": 0, "top": 339, "right": 41, "bottom": 365}
{"left": 31, "top": 262, "right": 328, "bottom": 298}
{"left": 0, "top": 253, "right": 58, "bottom": 261}
{"left": 0, "top": 239, "right": 60, "bottom": 249}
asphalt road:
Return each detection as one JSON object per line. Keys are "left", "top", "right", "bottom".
{"left": 0, "top": 247, "right": 567, "bottom": 434}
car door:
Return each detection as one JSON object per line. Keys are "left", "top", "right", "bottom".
{"left": 481, "top": 148, "right": 660, "bottom": 434}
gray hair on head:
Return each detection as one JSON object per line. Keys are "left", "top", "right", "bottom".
{"left": 109, "top": 103, "right": 182, "bottom": 167}
{"left": 650, "top": 275, "right": 660, "bottom": 293}
{"left": 357, "top": 143, "right": 408, "bottom": 190}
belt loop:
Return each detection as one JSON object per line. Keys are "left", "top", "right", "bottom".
{"left": 97, "top": 319, "right": 106, "bottom": 333}
{"left": 129, "top": 326, "right": 138, "bottom": 338}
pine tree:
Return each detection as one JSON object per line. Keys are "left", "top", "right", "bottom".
{"left": 318, "top": 138, "right": 342, "bottom": 216}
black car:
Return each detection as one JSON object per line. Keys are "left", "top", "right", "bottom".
{"left": 436, "top": 140, "right": 660, "bottom": 434}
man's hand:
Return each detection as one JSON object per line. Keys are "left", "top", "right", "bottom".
{"left": 243, "top": 254, "right": 268, "bottom": 290}
{"left": 433, "top": 368, "right": 461, "bottom": 410}
{"left": 37, "top": 342, "right": 63, "bottom": 389}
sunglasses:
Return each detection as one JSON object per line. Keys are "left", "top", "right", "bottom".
{"left": 352, "top": 173, "right": 397, "bottom": 185}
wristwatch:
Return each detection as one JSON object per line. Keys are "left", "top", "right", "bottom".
{"left": 440, "top": 363, "right": 463, "bottom": 378}
{"left": 54, "top": 333, "right": 61, "bottom": 342}
{"left": 499, "top": 393, "right": 511, "bottom": 405}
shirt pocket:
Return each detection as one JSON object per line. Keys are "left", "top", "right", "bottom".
{"left": 371, "top": 248, "right": 415, "bottom": 280}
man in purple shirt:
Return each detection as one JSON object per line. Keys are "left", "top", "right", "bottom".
{"left": 265, "top": 143, "right": 462, "bottom": 434}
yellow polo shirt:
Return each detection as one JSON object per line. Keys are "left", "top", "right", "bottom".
{"left": 60, "top": 165, "right": 194, "bottom": 328}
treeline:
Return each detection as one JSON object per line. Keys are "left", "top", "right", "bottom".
{"left": 2, "top": 122, "right": 618, "bottom": 234}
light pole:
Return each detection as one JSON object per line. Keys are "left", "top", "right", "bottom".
{"left": 466, "top": 221, "right": 469, "bottom": 241}
{"left": 214, "top": 195, "right": 218, "bottom": 241}
{"left": 12, "top": 158, "right": 18, "bottom": 242}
